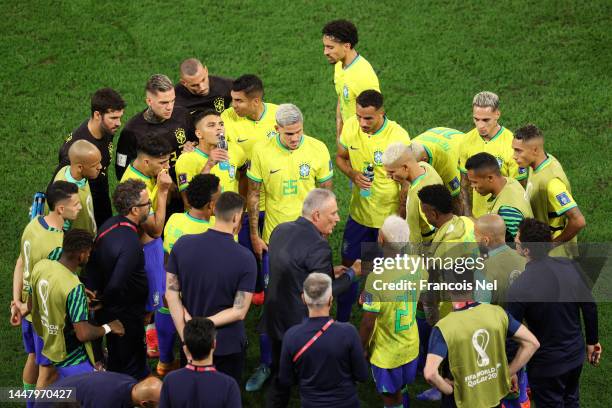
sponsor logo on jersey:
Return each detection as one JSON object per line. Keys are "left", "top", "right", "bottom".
{"left": 299, "top": 163, "right": 311, "bottom": 179}
{"left": 175, "top": 128, "right": 187, "bottom": 145}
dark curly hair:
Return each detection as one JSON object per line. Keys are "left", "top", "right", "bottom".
{"left": 514, "top": 124, "right": 543, "bottom": 142}
{"left": 417, "top": 184, "right": 452, "bottom": 214}
{"left": 113, "top": 179, "right": 146, "bottom": 216}
{"left": 186, "top": 174, "right": 220, "bottom": 209}
{"left": 136, "top": 133, "right": 173, "bottom": 157}
{"left": 518, "top": 218, "right": 552, "bottom": 259}
{"left": 62, "top": 229, "right": 94, "bottom": 256}
{"left": 322, "top": 19, "right": 358, "bottom": 48}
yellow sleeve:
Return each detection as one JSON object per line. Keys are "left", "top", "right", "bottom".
{"left": 356, "top": 68, "right": 380, "bottom": 95}
{"left": 315, "top": 142, "right": 333, "bottom": 183}
{"left": 246, "top": 147, "right": 264, "bottom": 182}
{"left": 458, "top": 140, "right": 469, "bottom": 174}
{"left": 175, "top": 155, "right": 193, "bottom": 192}
{"left": 362, "top": 273, "right": 381, "bottom": 313}
{"left": 339, "top": 120, "right": 352, "bottom": 149}
{"left": 233, "top": 143, "right": 247, "bottom": 169}
{"left": 547, "top": 178, "right": 577, "bottom": 215}
{"left": 162, "top": 219, "right": 173, "bottom": 253}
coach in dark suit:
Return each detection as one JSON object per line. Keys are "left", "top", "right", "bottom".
{"left": 263, "top": 188, "right": 361, "bottom": 408}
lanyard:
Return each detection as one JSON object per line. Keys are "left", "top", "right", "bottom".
{"left": 96, "top": 222, "right": 137, "bottom": 241}
{"left": 292, "top": 319, "right": 334, "bottom": 363}
{"left": 186, "top": 364, "right": 216, "bottom": 372}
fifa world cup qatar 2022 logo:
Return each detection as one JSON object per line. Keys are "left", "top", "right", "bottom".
{"left": 472, "top": 328, "right": 490, "bottom": 367}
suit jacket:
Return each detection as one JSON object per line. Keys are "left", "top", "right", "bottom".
{"left": 262, "top": 217, "right": 352, "bottom": 340}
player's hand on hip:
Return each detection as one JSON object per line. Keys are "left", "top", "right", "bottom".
{"left": 157, "top": 169, "right": 173, "bottom": 191}
{"left": 351, "top": 259, "right": 362, "bottom": 277}
{"left": 182, "top": 141, "right": 196, "bottom": 153}
{"left": 251, "top": 235, "right": 268, "bottom": 259}
{"left": 510, "top": 374, "right": 519, "bottom": 392}
{"left": 587, "top": 343, "right": 602, "bottom": 366}
{"left": 109, "top": 320, "right": 125, "bottom": 336}
{"left": 351, "top": 170, "right": 373, "bottom": 190}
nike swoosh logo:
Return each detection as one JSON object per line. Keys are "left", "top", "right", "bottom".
{"left": 237, "top": 138, "right": 248, "bottom": 143}
{"left": 270, "top": 169, "right": 281, "bottom": 174}
{"left": 349, "top": 146, "right": 359, "bottom": 150}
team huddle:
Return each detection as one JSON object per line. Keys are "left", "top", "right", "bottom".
{"left": 8, "top": 18, "right": 602, "bottom": 408}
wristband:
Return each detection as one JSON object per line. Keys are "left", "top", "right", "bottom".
{"left": 102, "top": 324, "right": 111, "bottom": 334}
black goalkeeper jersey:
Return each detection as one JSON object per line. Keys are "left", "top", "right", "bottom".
{"left": 115, "top": 106, "right": 196, "bottom": 180}
{"left": 174, "top": 75, "right": 233, "bottom": 115}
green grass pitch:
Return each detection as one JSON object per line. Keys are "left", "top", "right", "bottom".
{"left": 0, "top": 1, "right": 610, "bottom": 406}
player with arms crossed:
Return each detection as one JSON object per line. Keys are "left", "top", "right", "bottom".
{"left": 512, "top": 124, "right": 586, "bottom": 258}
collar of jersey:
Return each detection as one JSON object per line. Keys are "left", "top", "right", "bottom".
{"left": 369, "top": 117, "right": 388, "bottom": 136}
{"left": 195, "top": 147, "right": 209, "bottom": 159}
{"left": 186, "top": 211, "right": 210, "bottom": 224}
{"left": 487, "top": 244, "right": 511, "bottom": 258}
{"left": 276, "top": 133, "right": 304, "bottom": 152}
{"left": 129, "top": 164, "right": 151, "bottom": 180}
{"left": 480, "top": 126, "right": 505, "bottom": 143}
{"left": 534, "top": 153, "right": 552, "bottom": 173}
{"left": 422, "top": 144, "right": 433, "bottom": 165}
{"left": 247, "top": 103, "right": 267, "bottom": 123}
{"left": 343, "top": 54, "right": 361, "bottom": 71}
{"left": 64, "top": 166, "right": 87, "bottom": 189}
{"left": 38, "top": 216, "right": 64, "bottom": 232}
{"left": 410, "top": 165, "right": 427, "bottom": 189}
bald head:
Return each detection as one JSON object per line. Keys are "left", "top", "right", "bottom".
{"left": 180, "top": 58, "right": 204, "bottom": 78}
{"left": 132, "top": 376, "right": 162, "bottom": 407}
{"left": 68, "top": 140, "right": 99, "bottom": 164}
{"left": 475, "top": 214, "right": 506, "bottom": 246}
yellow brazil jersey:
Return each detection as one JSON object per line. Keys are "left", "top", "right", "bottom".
{"left": 163, "top": 212, "right": 212, "bottom": 253}
{"left": 20, "top": 217, "right": 64, "bottom": 321}
{"left": 334, "top": 54, "right": 380, "bottom": 122}
{"left": 222, "top": 103, "right": 279, "bottom": 159}
{"left": 340, "top": 116, "right": 411, "bottom": 228}
{"left": 414, "top": 128, "right": 464, "bottom": 197}
{"left": 362, "top": 262, "right": 425, "bottom": 368}
{"left": 120, "top": 164, "right": 158, "bottom": 212}
{"left": 175, "top": 143, "right": 247, "bottom": 194}
{"left": 458, "top": 127, "right": 527, "bottom": 217}
{"left": 49, "top": 166, "right": 97, "bottom": 236}
{"left": 406, "top": 163, "right": 444, "bottom": 245}
{"left": 247, "top": 134, "right": 333, "bottom": 243}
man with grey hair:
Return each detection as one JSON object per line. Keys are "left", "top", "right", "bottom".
{"left": 458, "top": 91, "right": 526, "bottom": 218}
{"left": 262, "top": 189, "right": 361, "bottom": 407}
{"left": 360, "top": 215, "right": 425, "bottom": 407}
{"left": 382, "top": 142, "right": 443, "bottom": 245}
{"left": 116, "top": 73, "right": 196, "bottom": 181}
{"left": 174, "top": 58, "right": 233, "bottom": 115}
{"left": 278, "top": 273, "right": 369, "bottom": 408}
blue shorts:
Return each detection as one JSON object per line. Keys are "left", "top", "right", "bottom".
{"left": 341, "top": 215, "right": 379, "bottom": 261}
{"left": 56, "top": 361, "right": 94, "bottom": 380}
{"left": 238, "top": 211, "right": 265, "bottom": 252}
{"left": 21, "top": 319, "right": 51, "bottom": 366}
{"left": 371, "top": 358, "right": 418, "bottom": 394}
{"left": 144, "top": 237, "right": 164, "bottom": 312}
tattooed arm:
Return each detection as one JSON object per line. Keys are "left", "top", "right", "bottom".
{"left": 207, "top": 291, "right": 254, "bottom": 327}
{"left": 247, "top": 178, "right": 267, "bottom": 259}
{"left": 165, "top": 272, "right": 189, "bottom": 341}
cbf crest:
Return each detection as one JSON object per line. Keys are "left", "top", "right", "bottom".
{"left": 229, "top": 165, "right": 236, "bottom": 179}
{"left": 495, "top": 156, "right": 503, "bottom": 169}
{"left": 267, "top": 130, "right": 278, "bottom": 139}
{"left": 299, "top": 163, "right": 311, "bottom": 179}
{"left": 175, "top": 128, "right": 187, "bottom": 145}
{"left": 343, "top": 85, "right": 349, "bottom": 100}
{"left": 214, "top": 97, "right": 225, "bottom": 112}
{"left": 373, "top": 150, "right": 383, "bottom": 166}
